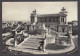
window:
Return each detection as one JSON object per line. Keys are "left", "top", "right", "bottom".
{"left": 61, "top": 18, "right": 63, "bottom": 22}
{"left": 63, "top": 18, "right": 64, "bottom": 22}
{"left": 31, "top": 17, "right": 34, "bottom": 22}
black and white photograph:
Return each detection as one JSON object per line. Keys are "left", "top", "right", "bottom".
{"left": 2, "top": 1, "right": 78, "bottom": 55}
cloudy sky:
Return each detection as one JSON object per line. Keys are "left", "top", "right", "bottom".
{"left": 2, "top": 1, "right": 77, "bottom": 22}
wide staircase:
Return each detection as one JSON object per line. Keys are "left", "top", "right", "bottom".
{"left": 17, "top": 35, "right": 43, "bottom": 50}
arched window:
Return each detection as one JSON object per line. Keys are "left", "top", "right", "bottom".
{"left": 63, "top": 17, "right": 64, "bottom": 22}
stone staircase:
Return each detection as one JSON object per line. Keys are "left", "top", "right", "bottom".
{"left": 14, "top": 27, "right": 59, "bottom": 51}
{"left": 17, "top": 35, "right": 43, "bottom": 50}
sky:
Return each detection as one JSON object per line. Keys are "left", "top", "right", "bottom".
{"left": 2, "top": 1, "right": 78, "bottom": 22}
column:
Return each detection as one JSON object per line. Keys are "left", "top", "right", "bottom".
{"left": 46, "top": 18, "right": 47, "bottom": 22}
{"left": 14, "top": 34, "right": 17, "bottom": 46}
{"left": 45, "top": 18, "right": 46, "bottom": 22}
{"left": 15, "top": 41, "right": 17, "bottom": 46}
{"left": 34, "top": 16, "right": 37, "bottom": 22}
{"left": 54, "top": 17, "right": 55, "bottom": 22}
{"left": 51, "top": 17, "right": 53, "bottom": 22}
{"left": 65, "top": 17, "right": 66, "bottom": 24}
{"left": 43, "top": 18, "right": 45, "bottom": 22}
{"left": 61, "top": 17, "right": 63, "bottom": 23}
{"left": 42, "top": 18, "right": 44, "bottom": 22}
{"left": 64, "top": 18, "right": 65, "bottom": 23}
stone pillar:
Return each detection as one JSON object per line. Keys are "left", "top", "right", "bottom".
{"left": 14, "top": 32, "right": 18, "bottom": 47}
{"left": 15, "top": 40, "right": 17, "bottom": 46}
{"left": 47, "top": 18, "right": 48, "bottom": 22}
{"left": 65, "top": 17, "right": 67, "bottom": 24}
{"left": 43, "top": 23, "right": 46, "bottom": 30}
{"left": 34, "top": 15, "right": 37, "bottom": 23}
{"left": 51, "top": 17, "right": 53, "bottom": 22}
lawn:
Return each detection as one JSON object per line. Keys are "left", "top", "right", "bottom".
{"left": 45, "top": 43, "right": 68, "bottom": 50}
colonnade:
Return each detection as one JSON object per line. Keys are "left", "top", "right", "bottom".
{"left": 38, "top": 17, "right": 58, "bottom": 22}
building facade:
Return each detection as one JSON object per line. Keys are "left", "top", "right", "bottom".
{"left": 30, "top": 7, "right": 72, "bottom": 35}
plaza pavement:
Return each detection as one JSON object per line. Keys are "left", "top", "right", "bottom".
{"left": 6, "top": 34, "right": 76, "bottom": 54}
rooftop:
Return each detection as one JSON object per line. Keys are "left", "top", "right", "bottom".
{"left": 37, "top": 14, "right": 59, "bottom": 17}
{"left": 37, "top": 13, "right": 67, "bottom": 18}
